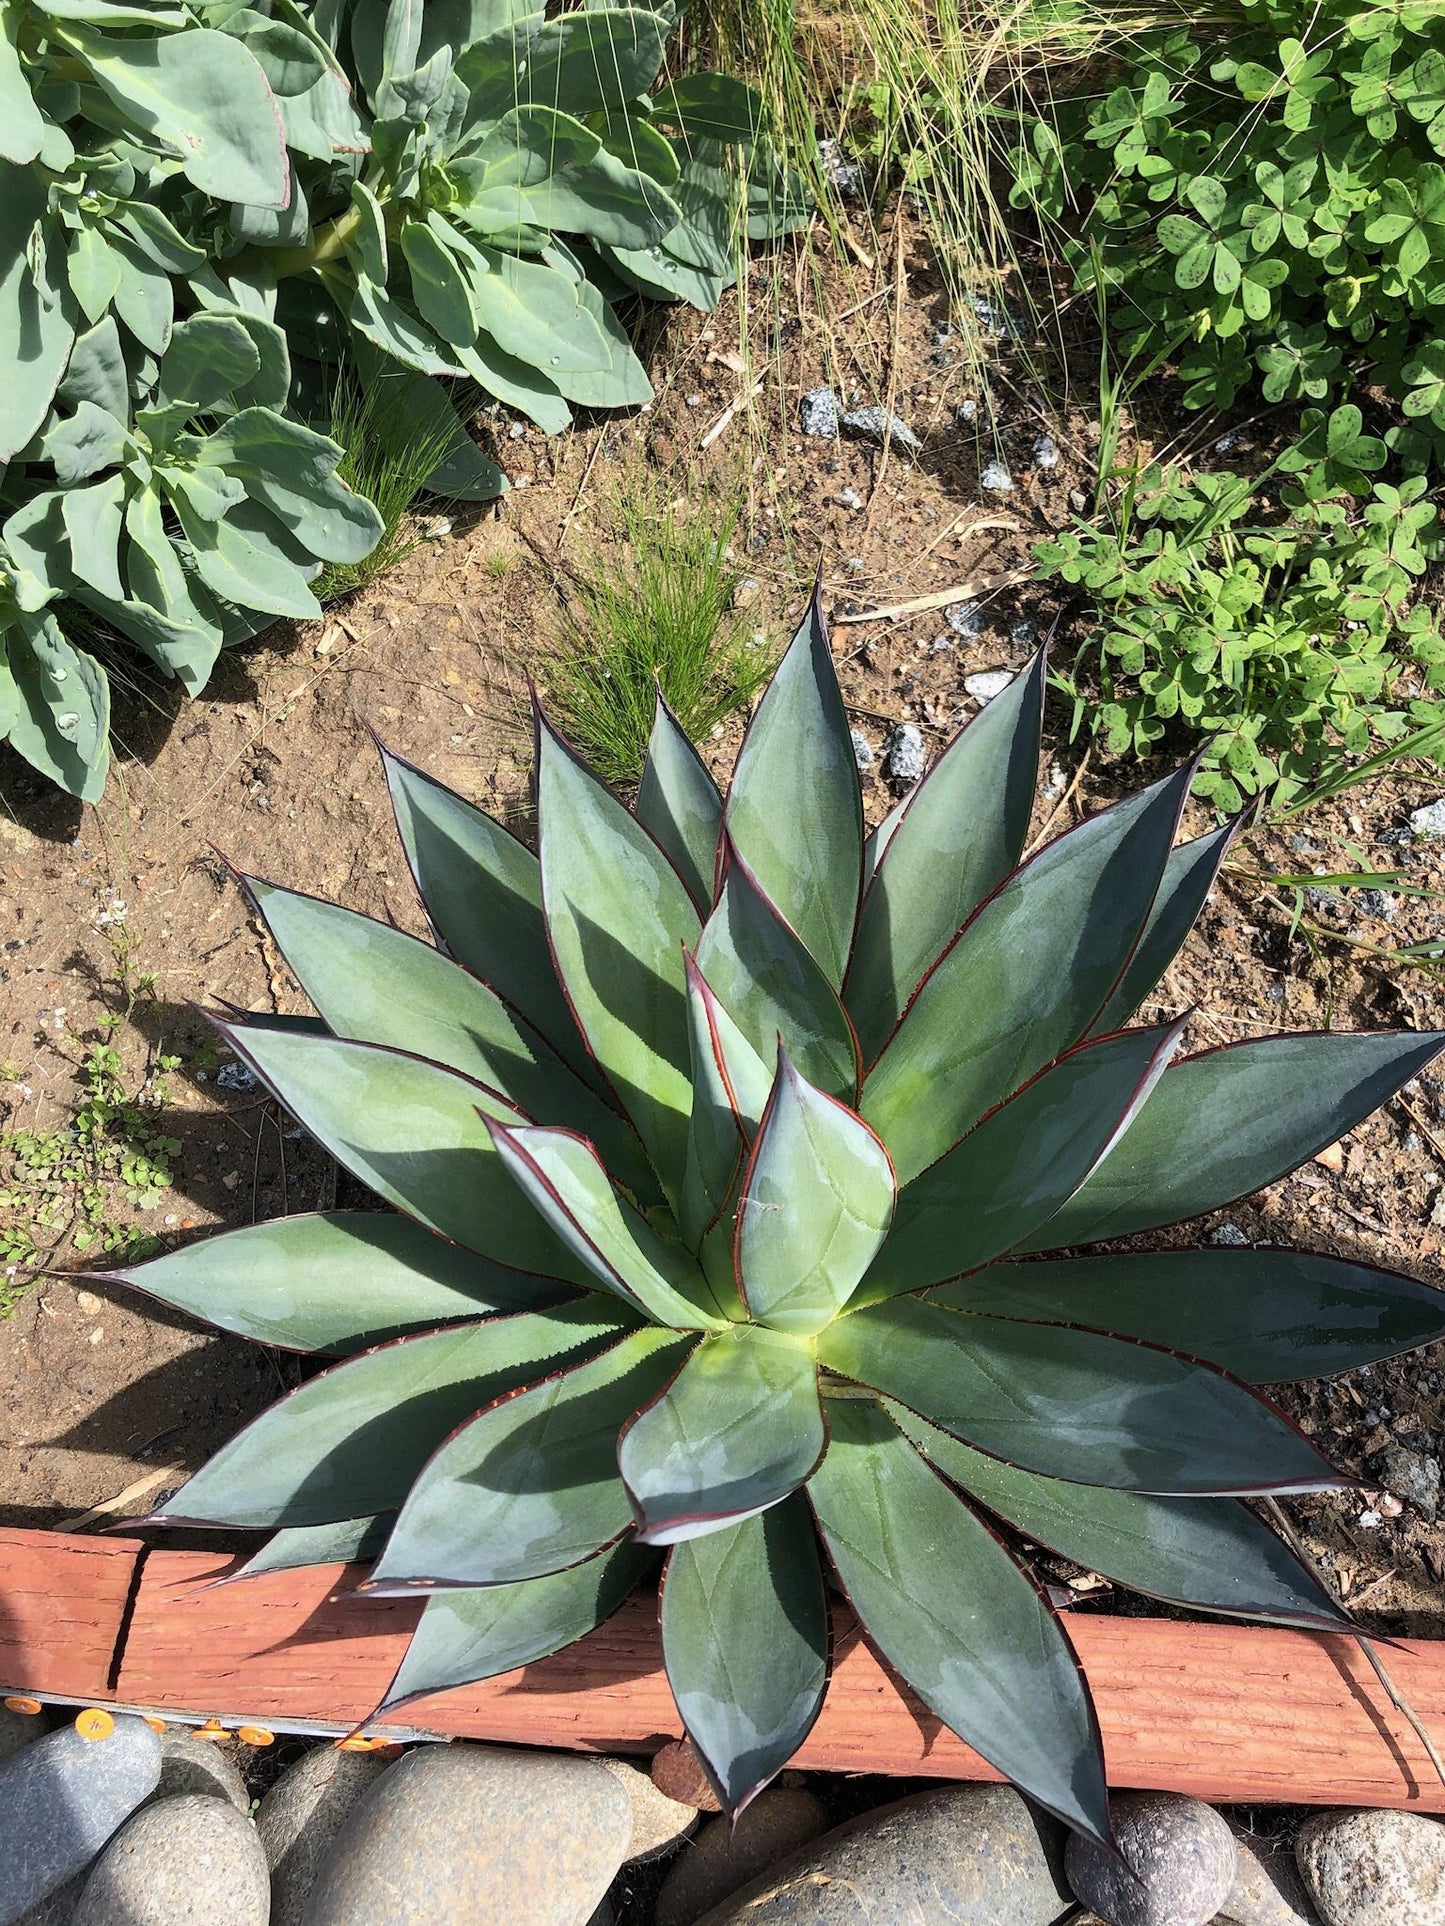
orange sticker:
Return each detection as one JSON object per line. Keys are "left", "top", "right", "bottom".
{"left": 75, "top": 1709, "right": 115, "bottom": 1742}
{"left": 236, "top": 1725, "right": 275, "bottom": 1747}
{"left": 3, "top": 1697, "right": 42, "bottom": 1716}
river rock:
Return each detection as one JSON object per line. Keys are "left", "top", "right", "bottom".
{"left": 1223, "top": 1824, "right": 1321, "bottom": 1923}
{"left": 1294, "top": 1808, "right": 1445, "bottom": 1925}
{"left": 12, "top": 1878, "right": 83, "bottom": 1926}
{"left": 1065, "top": 1793, "right": 1236, "bottom": 1926}
{"left": 599, "top": 1757, "right": 697, "bottom": 1863}
{"left": 150, "top": 1731, "right": 249, "bottom": 1814}
{"left": 303, "top": 1742, "right": 630, "bottom": 1925}
{"left": 656, "top": 1789, "right": 829, "bottom": 1926}
{"left": 0, "top": 1706, "right": 48, "bottom": 1763}
{"left": 694, "top": 1783, "right": 1072, "bottom": 1925}
{"left": 0, "top": 1715, "right": 161, "bottom": 1926}
{"left": 73, "top": 1794, "right": 269, "bottom": 1925}
{"left": 257, "top": 1744, "right": 390, "bottom": 1926}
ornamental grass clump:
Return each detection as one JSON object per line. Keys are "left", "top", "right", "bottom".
{"left": 110, "top": 589, "right": 1445, "bottom": 1842}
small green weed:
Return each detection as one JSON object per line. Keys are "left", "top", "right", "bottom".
{"left": 0, "top": 1033, "right": 182, "bottom": 1310}
{"left": 1037, "top": 405, "right": 1445, "bottom": 809}
{"left": 544, "top": 485, "right": 773, "bottom": 786}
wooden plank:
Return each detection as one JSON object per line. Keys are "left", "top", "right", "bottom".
{"left": 116, "top": 1550, "right": 1445, "bottom": 1810}
{"left": 0, "top": 1528, "right": 141, "bottom": 1704}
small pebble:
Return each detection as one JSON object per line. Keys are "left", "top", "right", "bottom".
{"left": 1408, "top": 798, "right": 1445, "bottom": 840}
{"left": 1065, "top": 1792, "right": 1237, "bottom": 1926}
{"left": 964, "top": 671, "right": 1013, "bottom": 704}
{"left": 886, "top": 723, "right": 926, "bottom": 788}
{"left": 1009, "top": 618, "right": 1037, "bottom": 647}
{"left": 841, "top": 407, "right": 922, "bottom": 456}
{"left": 800, "top": 388, "right": 841, "bottom": 439}
{"left": 981, "top": 459, "right": 1014, "bottom": 492}
{"left": 946, "top": 602, "right": 983, "bottom": 638}
{"left": 837, "top": 487, "right": 862, "bottom": 510}
{"left": 1367, "top": 1444, "right": 1441, "bottom": 1521}
{"left": 215, "top": 1060, "right": 258, "bottom": 1093}
{"left": 1295, "top": 1808, "right": 1445, "bottom": 1925}
{"left": 1225, "top": 1821, "right": 1322, "bottom": 1924}
{"left": 1069, "top": 487, "right": 1089, "bottom": 513}
{"left": 1032, "top": 434, "right": 1059, "bottom": 469}
{"left": 844, "top": 555, "right": 865, "bottom": 577}
{"left": 1355, "top": 889, "right": 1396, "bottom": 920}
{"left": 817, "top": 137, "right": 864, "bottom": 199}
{"left": 74, "top": 1794, "right": 269, "bottom": 1926}
{"left": 850, "top": 730, "right": 874, "bottom": 773}
{"left": 1210, "top": 1223, "right": 1250, "bottom": 1247}
{"left": 956, "top": 398, "right": 978, "bottom": 424}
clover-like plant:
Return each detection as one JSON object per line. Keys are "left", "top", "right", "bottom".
{"left": 110, "top": 590, "right": 1445, "bottom": 1841}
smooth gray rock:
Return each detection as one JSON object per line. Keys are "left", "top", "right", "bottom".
{"left": 0, "top": 1706, "right": 49, "bottom": 1763}
{"left": 656, "top": 1789, "right": 829, "bottom": 1926}
{"left": 1295, "top": 1808, "right": 1445, "bottom": 1925}
{"left": 981, "top": 459, "right": 1014, "bottom": 492}
{"left": 150, "top": 1731, "right": 249, "bottom": 1814}
{"left": 800, "top": 389, "right": 840, "bottom": 439}
{"left": 11, "top": 1877, "right": 82, "bottom": 1926}
{"left": 1368, "top": 1444, "right": 1440, "bottom": 1521}
{"left": 1408, "top": 798, "right": 1445, "bottom": 841}
{"left": 256, "top": 1744, "right": 390, "bottom": 1926}
{"left": 1223, "top": 1824, "right": 1321, "bottom": 1923}
{"left": 598, "top": 1757, "right": 697, "bottom": 1863}
{"left": 964, "top": 670, "right": 1013, "bottom": 703}
{"left": 302, "top": 1742, "right": 630, "bottom": 1925}
{"left": 849, "top": 729, "right": 874, "bottom": 773}
{"left": 1065, "top": 1793, "right": 1236, "bottom": 1926}
{"left": 0, "top": 1715, "right": 162, "bottom": 1926}
{"left": 73, "top": 1794, "right": 269, "bottom": 1924}
{"left": 842, "top": 407, "right": 922, "bottom": 456}
{"left": 693, "top": 1783, "right": 1073, "bottom": 1924}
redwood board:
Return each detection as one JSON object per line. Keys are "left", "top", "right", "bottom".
{"left": 111, "top": 1548, "right": 1445, "bottom": 1812}
{"left": 0, "top": 1529, "right": 141, "bottom": 1703}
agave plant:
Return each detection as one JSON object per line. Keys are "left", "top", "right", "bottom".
{"left": 111, "top": 590, "right": 1445, "bottom": 1842}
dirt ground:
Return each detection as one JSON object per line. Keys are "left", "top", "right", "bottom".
{"left": 2, "top": 214, "right": 1444, "bottom": 1632}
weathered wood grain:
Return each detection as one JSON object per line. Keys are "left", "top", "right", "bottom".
{"left": 0, "top": 1528, "right": 141, "bottom": 1703}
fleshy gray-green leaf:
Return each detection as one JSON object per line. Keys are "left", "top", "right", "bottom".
{"left": 105, "top": 1210, "right": 566, "bottom": 1355}
{"left": 661, "top": 1497, "right": 827, "bottom": 1814}
{"left": 936, "top": 1249, "right": 1445, "bottom": 1383}
{"left": 381, "top": 745, "right": 594, "bottom": 1084}
{"left": 214, "top": 1023, "right": 591, "bottom": 1283}
{"left": 365, "top": 1326, "right": 692, "bottom": 1590}
{"left": 619, "top": 1324, "right": 824, "bottom": 1542}
{"left": 861, "top": 1019, "right": 1185, "bottom": 1300}
{"left": 0, "top": 175, "right": 77, "bottom": 461}
{"left": 1025, "top": 1031, "right": 1445, "bottom": 1251}
{"left": 224, "top": 1514, "right": 392, "bottom": 1585}
{"left": 724, "top": 588, "right": 861, "bottom": 987}
{"left": 247, "top": 879, "right": 653, "bottom": 1199}
{"left": 845, "top": 648, "right": 1045, "bottom": 1060}
{"left": 537, "top": 709, "right": 699, "bottom": 1200}
{"left": 678, "top": 953, "right": 772, "bottom": 1278}
{"left": 736, "top": 1050, "right": 894, "bottom": 1334}
{"left": 695, "top": 844, "right": 859, "bottom": 1100}
{"left": 893, "top": 1407, "right": 1348, "bottom": 1631}
{"left": 638, "top": 693, "right": 723, "bottom": 913}
{"left": 1087, "top": 819, "right": 1240, "bottom": 1037}
{"left": 862, "top": 761, "right": 1196, "bottom": 1182}
{"left": 816, "top": 1296, "right": 1343, "bottom": 1495}
{"left": 376, "top": 1540, "right": 655, "bottom": 1715}
{"left": 808, "top": 1397, "right": 1111, "bottom": 1846}
{"left": 151, "top": 1303, "right": 634, "bottom": 1529}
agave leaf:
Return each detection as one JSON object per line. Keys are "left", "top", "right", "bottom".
{"left": 376, "top": 1540, "right": 655, "bottom": 1715}
{"left": 845, "top": 649, "right": 1046, "bottom": 1060}
{"left": 816, "top": 1297, "right": 1343, "bottom": 1495}
{"left": 380, "top": 745, "right": 595, "bottom": 1085}
{"left": 736, "top": 1050, "right": 894, "bottom": 1335}
{"left": 247, "top": 878, "right": 654, "bottom": 1200}
{"left": 151, "top": 1303, "right": 633, "bottom": 1530}
{"left": 485, "top": 1121, "right": 725, "bottom": 1330}
{"left": 679, "top": 953, "right": 770, "bottom": 1223}
{"left": 637, "top": 693, "right": 723, "bottom": 913}
{"left": 365, "top": 1326, "right": 692, "bottom": 1591}
{"left": 661, "top": 1497, "right": 827, "bottom": 1815}
{"left": 724, "top": 588, "right": 861, "bottom": 987}
{"left": 1024, "top": 1031, "right": 1445, "bottom": 1251}
{"left": 103, "top": 1210, "right": 567, "bottom": 1355}
{"left": 861, "top": 1019, "right": 1186, "bottom": 1301}
{"left": 808, "top": 1397, "right": 1111, "bottom": 1846}
{"left": 1087, "top": 820, "right": 1240, "bottom": 1038}
{"left": 936, "top": 1249, "right": 1445, "bottom": 1383}
{"left": 862, "top": 761, "right": 1196, "bottom": 1183}
{"left": 619, "top": 1325, "right": 824, "bottom": 1542}
{"left": 695, "top": 843, "right": 860, "bottom": 1099}
{"left": 537, "top": 708, "right": 700, "bottom": 1202}
{"left": 214, "top": 1023, "right": 593, "bottom": 1283}
{"left": 893, "top": 1408, "right": 1348, "bottom": 1631}
{"left": 225, "top": 1514, "right": 393, "bottom": 1585}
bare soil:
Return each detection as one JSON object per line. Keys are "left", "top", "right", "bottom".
{"left": 2, "top": 214, "right": 1443, "bottom": 1631}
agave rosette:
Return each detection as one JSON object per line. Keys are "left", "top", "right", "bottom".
{"left": 112, "top": 591, "right": 1445, "bottom": 1842}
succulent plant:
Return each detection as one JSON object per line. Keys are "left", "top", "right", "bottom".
{"left": 112, "top": 589, "right": 1445, "bottom": 1841}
